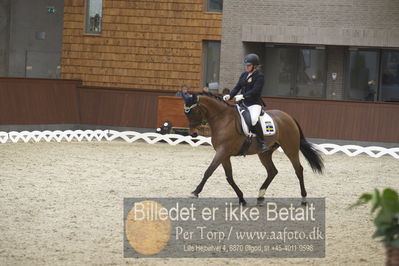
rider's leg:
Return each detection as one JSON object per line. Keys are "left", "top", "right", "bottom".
{"left": 248, "top": 105, "right": 269, "bottom": 153}
{"left": 247, "top": 104, "right": 262, "bottom": 127}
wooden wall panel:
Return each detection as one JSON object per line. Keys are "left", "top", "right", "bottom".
{"left": 0, "top": 78, "right": 81, "bottom": 125}
{"left": 157, "top": 95, "right": 399, "bottom": 143}
{"left": 2, "top": 77, "right": 396, "bottom": 143}
{"left": 0, "top": 78, "right": 174, "bottom": 128}
{"left": 157, "top": 96, "right": 188, "bottom": 128}
{"left": 79, "top": 87, "right": 174, "bottom": 128}
{"left": 264, "top": 97, "right": 399, "bottom": 143}
{"left": 61, "top": 0, "right": 222, "bottom": 91}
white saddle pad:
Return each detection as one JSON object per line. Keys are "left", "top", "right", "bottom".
{"left": 236, "top": 105, "right": 276, "bottom": 137}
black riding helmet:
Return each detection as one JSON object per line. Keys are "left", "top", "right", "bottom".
{"left": 244, "top": 53, "right": 260, "bottom": 66}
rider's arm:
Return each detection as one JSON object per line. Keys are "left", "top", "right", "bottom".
{"left": 243, "top": 73, "right": 264, "bottom": 99}
{"left": 229, "top": 72, "right": 245, "bottom": 98}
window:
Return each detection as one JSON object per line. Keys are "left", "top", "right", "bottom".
{"left": 346, "top": 49, "right": 399, "bottom": 102}
{"left": 347, "top": 50, "right": 379, "bottom": 101}
{"left": 381, "top": 50, "right": 399, "bottom": 101}
{"left": 207, "top": 0, "right": 223, "bottom": 12}
{"left": 85, "top": 0, "right": 103, "bottom": 34}
{"left": 263, "top": 46, "right": 326, "bottom": 98}
{"left": 203, "top": 41, "right": 221, "bottom": 90}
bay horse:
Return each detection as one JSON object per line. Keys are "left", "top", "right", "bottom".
{"left": 181, "top": 92, "right": 324, "bottom": 206}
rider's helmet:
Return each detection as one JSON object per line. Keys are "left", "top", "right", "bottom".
{"left": 244, "top": 53, "right": 260, "bottom": 66}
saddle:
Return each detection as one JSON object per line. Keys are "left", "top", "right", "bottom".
{"left": 236, "top": 102, "right": 276, "bottom": 137}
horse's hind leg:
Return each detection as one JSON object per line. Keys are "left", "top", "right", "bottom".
{"left": 257, "top": 150, "right": 278, "bottom": 205}
{"left": 285, "top": 150, "right": 307, "bottom": 205}
{"left": 222, "top": 157, "right": 246, "bottom": 205}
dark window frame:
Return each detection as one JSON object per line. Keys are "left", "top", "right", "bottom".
{"left": 263, "top": 44, "right": 328, "bottom": 99}
{"left": 344, "top": 48, "right": 381, "bottom": 102}
{"left": 344, "top": 48, "right": 399, "bottom": 102}
{"left": 205, "top": 0, "right": 223, "bottom": 13}
{"left": 379, "top": 49, "right": 399, "bottom": 102}
{"left": 84, "top": 0, "right": 103, "bottom": 35}
{"left": 202, "top": 40, "right": 221, "bottom": 89}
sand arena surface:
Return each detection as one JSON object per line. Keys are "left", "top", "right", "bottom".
{"left": 0, "top": 140, "right": 398, "bottom": 265}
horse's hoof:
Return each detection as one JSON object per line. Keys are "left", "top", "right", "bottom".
{"left": 190, "top": 191, "right": 199, "bottom": 198}
{"left": 239, "top": 199, "right": 247, "bottom": 206}
{"left": 257, "top": 197, "right": 265, "bottom": 206}
{"left": 301, "top": 198, "right": 307, "bottom": 206}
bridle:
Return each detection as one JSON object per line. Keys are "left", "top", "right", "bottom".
{"left": 184, "top": 103, "right": 202, "bottom": 127}
{"left": 184, "top": 97, "right": 228, "bottom": 128}
{"left": 184, "top": 103, "right": 198, "bottom": 114}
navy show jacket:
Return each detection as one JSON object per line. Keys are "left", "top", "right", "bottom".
{"left": 229, "top": 70, "right": 266, "bottom": 106}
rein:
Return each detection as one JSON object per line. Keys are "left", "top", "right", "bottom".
{"left": 233, "top": 107, "right": 247, "bottom": 137}
{"left": 197, "top": 102, "right": 229, "bottom": 124}
{"left": 189, "top": 102, "right": 245, "bottom": 138}
{"left": 185, "top": 97, "right": 229, "bottom": 127}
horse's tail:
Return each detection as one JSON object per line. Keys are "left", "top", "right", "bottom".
{"left": 294, "top": 119, "right": 324, "bottom": 174}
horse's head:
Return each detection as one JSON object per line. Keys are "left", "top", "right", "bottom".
{"left": 181, "top": 92, "right": 204, "bottom": 137}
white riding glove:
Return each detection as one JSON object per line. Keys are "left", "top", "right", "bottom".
{"left": 234, "top": 94, "right": 244, "bottom": 101}
{"left": 223, "top": 95, "right": 230, "bottom": 101}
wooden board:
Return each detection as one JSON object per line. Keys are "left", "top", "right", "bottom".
{"left": 2, "top": 77, "right": 398, "bottom": 143}
{"left": 0, "top": 77, "right": 81, "bottom": 125}
{"left": 157, "top": 96, "right": 188, "bottom": 128}
{"left": 157, "top": 94, "right": 399, "bottom": 143}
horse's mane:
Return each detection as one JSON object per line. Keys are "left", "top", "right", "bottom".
{"left": 196, "top": 91, "right": 235, "bottom": 107}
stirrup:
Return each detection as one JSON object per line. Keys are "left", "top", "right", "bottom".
{"left": 259, "top": 143, "right": 269, "bottom": 153}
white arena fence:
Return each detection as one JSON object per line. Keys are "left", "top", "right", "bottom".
{"left": 0, "top": 130, "right": 398, "bottom": 159}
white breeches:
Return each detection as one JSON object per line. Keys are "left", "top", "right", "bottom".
{"left": 247, "top": 104, "right": 262, "bottom": 126}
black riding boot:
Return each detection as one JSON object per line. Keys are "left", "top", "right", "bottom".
{"left": 252, "top": 121, "right": 269, "bottom": 153}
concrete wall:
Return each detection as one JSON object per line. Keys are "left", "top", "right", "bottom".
{"left": 220, "top": 0, "right": 399, "bottom": 92}
{"left": 326, "top": 46, "right": 345, "bottom": 100}
{"left": 2, "top": 0, "right": 63, "bottom": 78}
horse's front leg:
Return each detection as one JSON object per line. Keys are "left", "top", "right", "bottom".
{"left": 222, "top": 157, "right": 246, "bottom": 206}
{"left": 191, "top": 149, "right": 226, "bottom": 198}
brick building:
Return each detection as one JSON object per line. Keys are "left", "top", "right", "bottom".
{"left": 220, "top": 0, "right": 399, "bottom": 102}
{"left": 2, "top": 0, "right": 398, "bottom": 100}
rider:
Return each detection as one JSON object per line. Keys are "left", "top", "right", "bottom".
{"left": 223, "top": 53, "right": 269, "bottom": 153}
